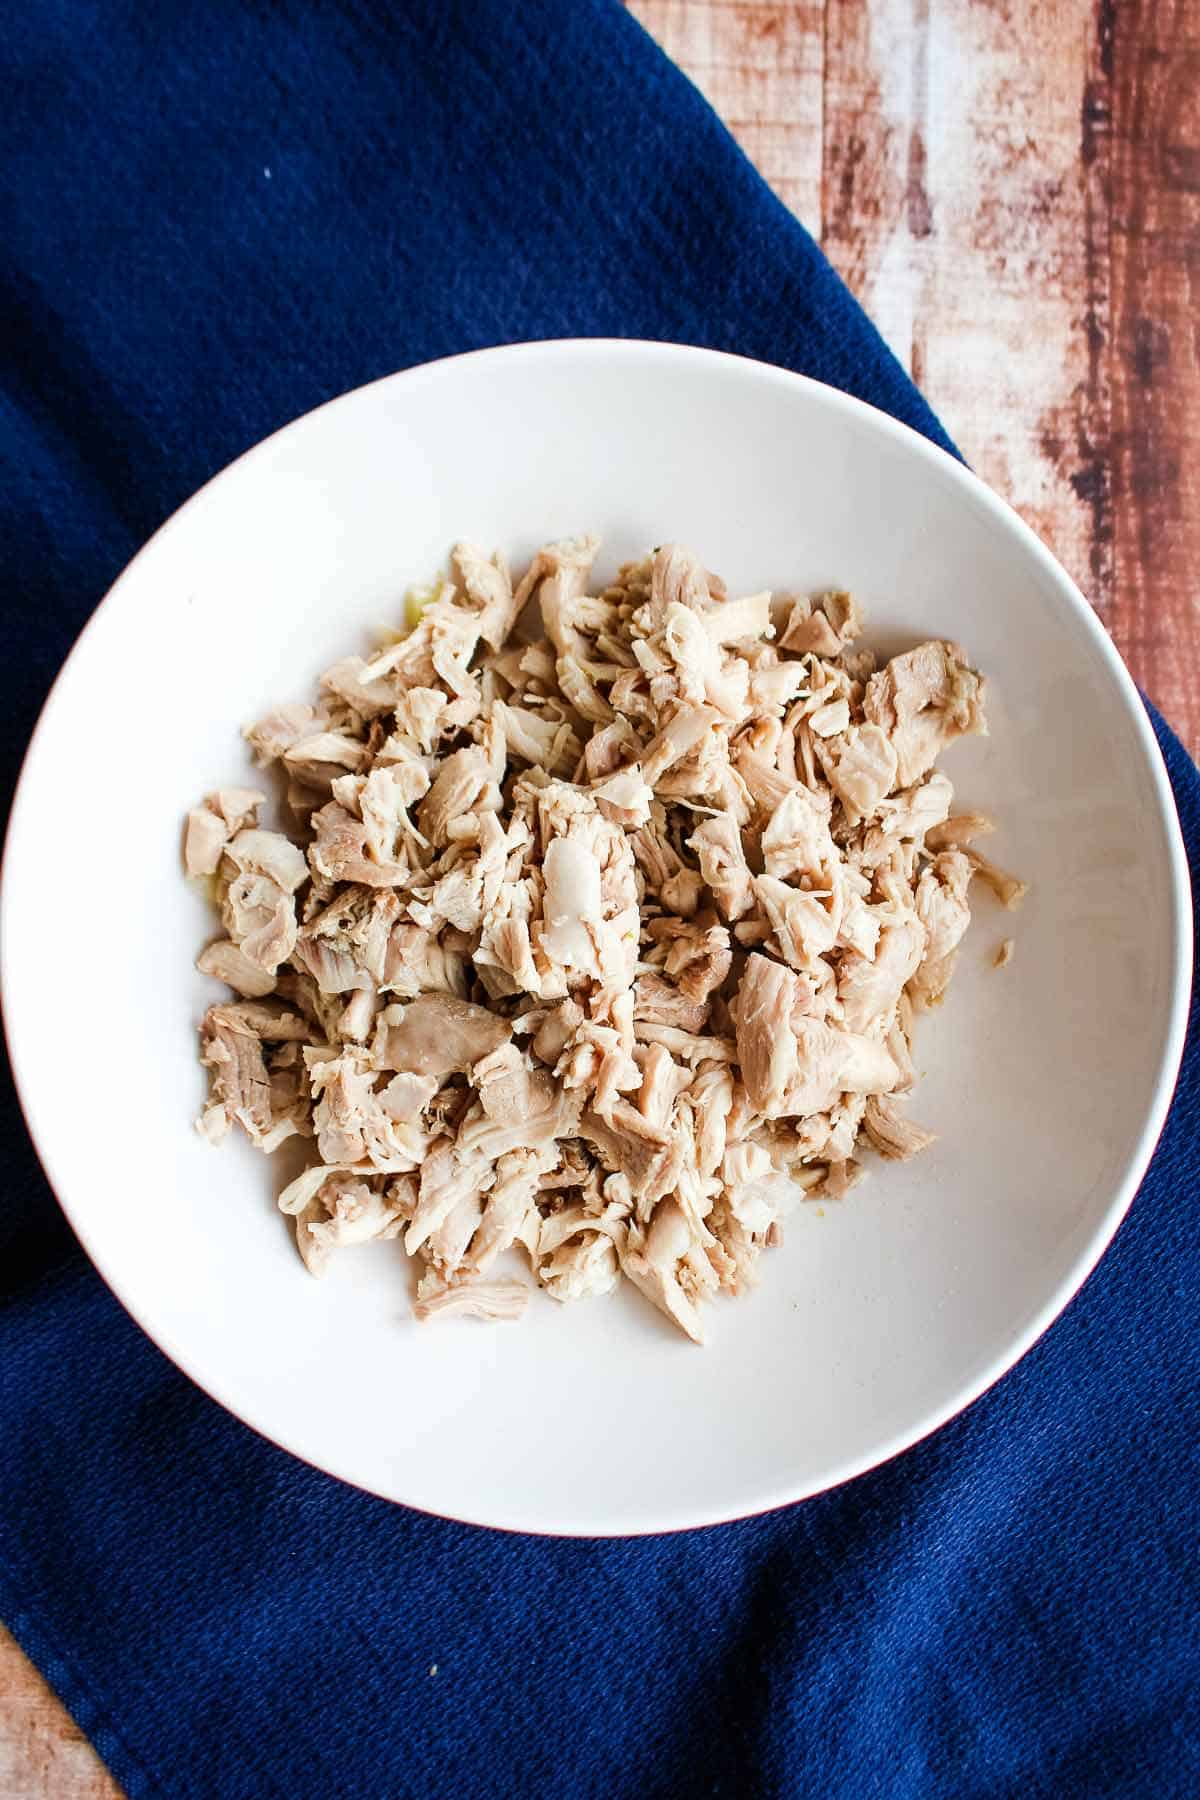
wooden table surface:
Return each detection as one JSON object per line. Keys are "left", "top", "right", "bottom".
{"left": 5, "top": 2, "right": 1197, "bottom": 1794}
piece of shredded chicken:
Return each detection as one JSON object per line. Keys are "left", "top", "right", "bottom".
{"left": 188, "top": 538, "right": 1018, "bottom": 1342}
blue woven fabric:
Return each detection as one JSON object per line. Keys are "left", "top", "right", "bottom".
{"left": 2, "top": 3, "right": 1197, "bottom": 1795}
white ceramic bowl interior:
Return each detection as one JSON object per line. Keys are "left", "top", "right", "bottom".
{"left": 3, "top": 341, "right": 1191, "bottom": 1534}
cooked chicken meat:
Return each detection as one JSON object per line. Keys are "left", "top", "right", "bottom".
{"left": 188, "top": 537, "right": 1017, "bottom": 1341}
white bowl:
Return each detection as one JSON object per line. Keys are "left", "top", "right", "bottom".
{"left": 3, "top": 341, "right": 1191, "bottom": 1535}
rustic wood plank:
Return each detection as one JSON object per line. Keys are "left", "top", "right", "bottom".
{"left": 0, "top": 1628, "right": 122, "bottom": 1800}
{"left": 821, "top": 0, "right": 1114, "bottom": 625}
{"left": 640, "top": 0, "right": 1112, "bottom": 613}
{"left": 1110, "top": 0, "right": 1200, "bottom": 751}
{"left": 629, "top": 1, "right": 826, "bottom": 225}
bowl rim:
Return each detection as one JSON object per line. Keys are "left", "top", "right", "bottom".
{"left": 2, "top": 336, "right": 1193, "bottom": 1536}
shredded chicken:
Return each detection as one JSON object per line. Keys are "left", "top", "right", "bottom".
{"left": 188, "top": 537, "right": 1016, "bottom": 1342}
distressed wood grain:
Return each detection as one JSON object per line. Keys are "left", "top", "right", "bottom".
{"left": 823, "top": 0, "right": 1113, "bottom": 617}
{"left": 0, "top": 1628, "right": 121, "bottom": 1800}
{"left": 4, "top": 6, "right": 1197, "bottom": 1796}
{"left": 630, "top": 0, "right": 826, "bottom": 224}
{"left": 1110, "top": 0, "right": 1200, "bottom": 750}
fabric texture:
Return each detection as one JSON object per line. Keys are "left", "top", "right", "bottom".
{"left": 1, "top": 2, "right": 1197, "bottom": 1795}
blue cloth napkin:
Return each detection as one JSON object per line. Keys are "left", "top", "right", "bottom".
{"left": 2, "top": 3, "right": 1198, "bottom": 1795}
